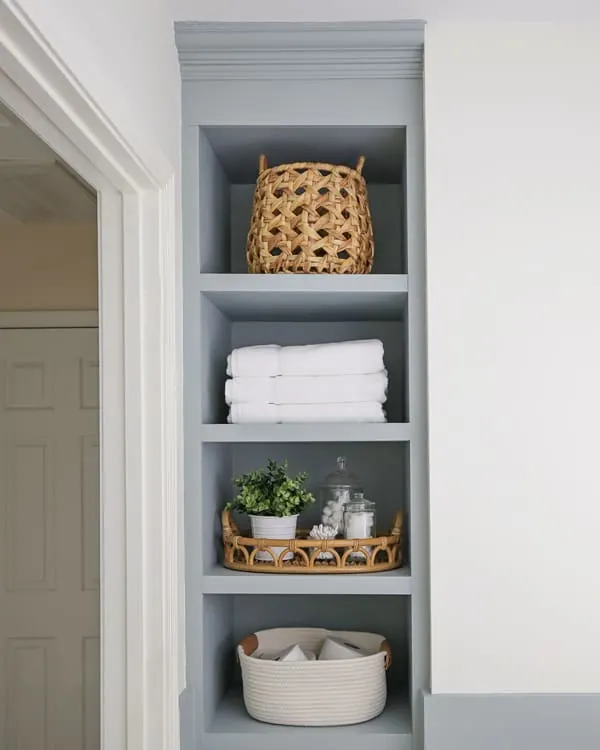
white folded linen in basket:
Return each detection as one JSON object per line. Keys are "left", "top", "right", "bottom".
{"left": 225, "top": 371, "right": 388, "bottom": 405}
{"left": 226, "top": 339, "right": 384, "bottom": 378}
{"left": 227, "top": 402, "right": 386, "bottom": 424}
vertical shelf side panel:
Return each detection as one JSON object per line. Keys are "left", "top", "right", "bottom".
{"left": 405, "top": 84, "right": 430, "bottom": 750}
{"left": 182, "top": 124, "right": 202, "bottom": 746}
{"left": 198, "top": 129, "right": 231, "bottom": 273}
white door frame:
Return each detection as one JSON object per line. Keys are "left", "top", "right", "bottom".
{"left": 0, "top": 4, "right": 181, "bottom": 750}
{"left": 0, "top": 311, "right": 99, "bottom": 328}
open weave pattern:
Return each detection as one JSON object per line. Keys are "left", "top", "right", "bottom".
{"left": 246, "top": 157, "right": 374, "bottom": 274}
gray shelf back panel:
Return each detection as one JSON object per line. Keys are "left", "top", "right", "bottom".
{"left": 198, "top": 592, "right": 413, "bottom": 748}
{"left": 202, "top": 441, "right": 409, "bottom": 574}
{"left": 195, "top": 126, "right": 405, "bottom": 274}
{"left": 200, "top": 297, "right": 406, "bottom": 425}
{"left": 202, "top": 126, "right": 405, "bottom": 184}
{"left": 201, "top": 594, "right": 410, "bottom": 692}
{"left": 233, "top": 320, "right": 407, "bottom": 423}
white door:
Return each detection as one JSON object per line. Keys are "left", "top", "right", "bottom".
{"left": 0, "top": 328, "right": 99, "bottom": 750}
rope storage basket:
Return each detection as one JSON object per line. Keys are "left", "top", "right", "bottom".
{"left": 238, "top": 628, "right": 391, "bottom": 726}
{"left": 246, "top": 155, "right": 374, "bottom": 274}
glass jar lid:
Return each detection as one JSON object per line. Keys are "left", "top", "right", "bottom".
{"left": 318, "top": 456, "right": 363, "bottom": 491}
{"left": 345, "top": 492, "right": 375, "bottom": 512}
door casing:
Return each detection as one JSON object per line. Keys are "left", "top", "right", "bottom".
{"left": 0, "top": 4, "right": 182, "bottom": 750}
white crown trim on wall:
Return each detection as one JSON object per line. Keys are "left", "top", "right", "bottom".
{"left": 175, "top": 21, "right": 425, "bottom": 81}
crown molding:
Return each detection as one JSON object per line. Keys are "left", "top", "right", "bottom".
{"left": 175, "top": 21, "right": 425, "bottom": 81}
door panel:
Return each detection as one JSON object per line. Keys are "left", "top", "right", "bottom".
{"left": 0, "top": 328, "right": 99, "bottom": 750}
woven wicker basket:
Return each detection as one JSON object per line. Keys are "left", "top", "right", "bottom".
{"left": 246, "top": 155, "right": 374, "bottom": 274}
{"left": 238, "top": 628, "right": 390, "bottom": 726}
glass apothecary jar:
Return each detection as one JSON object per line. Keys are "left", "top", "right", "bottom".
{"left": 344, "top": 493, "right": 377, "bottom": 539}
{"left": 318, "top": 456, "right": 363, "bottom": 533}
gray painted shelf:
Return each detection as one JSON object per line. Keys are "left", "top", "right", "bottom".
{"left": 206, "top": 688, "right": 412, "bottom": 750}
{"left": 179, "top": 20, "right": 426, "bottom": 750}
{"left": 202, "top": 566, "right": 412, "bottom": 595}
{"left": 199, "top": 273, "right": 408, "bottom": 321}
{"left": 200, "top": 423, "right": 411, "bottom": 443}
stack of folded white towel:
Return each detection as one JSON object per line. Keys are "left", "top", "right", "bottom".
{"left": 225, "top": 339, "right": 387, "bottom": 423}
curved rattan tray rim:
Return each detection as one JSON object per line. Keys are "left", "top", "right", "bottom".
{"left": 222, "top": 509, "right": 401, "bottom": 548}
{"left": 223, "top": 558, "right": 402, "bottom": 574}
{"left": 257, "top": 160, "right": 367, "bottom": 183}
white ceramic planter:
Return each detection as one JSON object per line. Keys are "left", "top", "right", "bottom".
{"left": 249, "top": 514, "right": 298, "bottom": 562}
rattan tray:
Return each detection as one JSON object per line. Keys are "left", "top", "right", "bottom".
{"left": 222, "top": 509, "right": 403, "bottom": 573}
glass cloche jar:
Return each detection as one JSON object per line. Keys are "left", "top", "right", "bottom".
{"left": 344, "top": 492, "right": 376, "bottom": 539}
{"left": 344, "top": 491, "right": 377, "bottom": 561}
{"left": 318, "top": 456, "right": 363, "bottom": 533}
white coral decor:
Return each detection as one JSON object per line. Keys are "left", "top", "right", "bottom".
{"left": 308, "top": 524, "right": 338, "bottom": 560}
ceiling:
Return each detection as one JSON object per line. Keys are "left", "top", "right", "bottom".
{"left": 0, "top": 102, "right": 96, "bottom": 226}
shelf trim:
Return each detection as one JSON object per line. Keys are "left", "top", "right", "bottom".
{"left": 202, "top": 567, "right": 412, "bottom": 596}
{"left": 198, "top": 274, "right": 408, "bottom": 321}
{"left": 175, "top": 21, "right": 425, "bottom": 81}
{"left": 200, "top": 423, "right": 411, "bottom": 443}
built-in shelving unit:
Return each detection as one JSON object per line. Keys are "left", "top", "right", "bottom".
{"left": 177, "top": 20, "right": 427, "bottom": 750}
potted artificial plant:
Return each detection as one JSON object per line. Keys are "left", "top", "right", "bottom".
{"left": 227, "top": 459, "right": 315, "bottom": 561}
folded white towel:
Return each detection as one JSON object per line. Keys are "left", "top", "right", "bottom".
{"left": 228, "top": 402, "right": 386, "bottom": 424}
{"left": 226, "top": 339, "right": 384, "bottom": 378}
{"left": 225, "top": 371, "right": 388, "bottom": 405}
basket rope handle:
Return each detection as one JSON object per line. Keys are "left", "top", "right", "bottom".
{"left": 239, "top": 633, "right": 259, "bottom": 657}
{"left": 238, "top": 632, "right": 391, "bottom": 668}
{"left": 259, "top": 154, "right": 365, "bottom": 175}
{"left": 379, "top": 639, "right": 392, "bottom": 670}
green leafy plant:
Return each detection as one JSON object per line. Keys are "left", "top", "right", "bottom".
{"left": 226, "top": 459, "right": 315, "bottom": 517}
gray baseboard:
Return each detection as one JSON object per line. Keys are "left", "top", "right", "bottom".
{"left": 424, "top": 691, "right": 600, "bottom": 750}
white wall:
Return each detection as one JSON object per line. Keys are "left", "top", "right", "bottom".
{"left": 18, "top": 0, "right": 181, "bottom": 167}
{"left": 170, "top": 3, "right": 600, "bottom": 696}
{"left": 26, "top": 0, "right": 594, "bottom": 698}
{"left": 425, "top": 23, "right": 600, "bottom": 694}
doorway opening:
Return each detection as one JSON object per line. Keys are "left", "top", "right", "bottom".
{"left": 0, "top": 100, "right": 100, "bottom": 749}
{"left": 0, "top": 5, "right": 181, "bottom": 749}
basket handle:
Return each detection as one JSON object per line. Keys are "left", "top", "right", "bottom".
{"left": 391, "top": 511, "right": 403, "bottom": 538}
{"left": 221, "top": 509, "right": 240, "bottom": 540}
{"left": 239, "top": 633, "right": 259, "bottom": 657}
{"left": 259, "top": 154, "right": 364, "bottom": 174}
{"left": 379, "top": 639, "right": 392, "bottom": 670}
